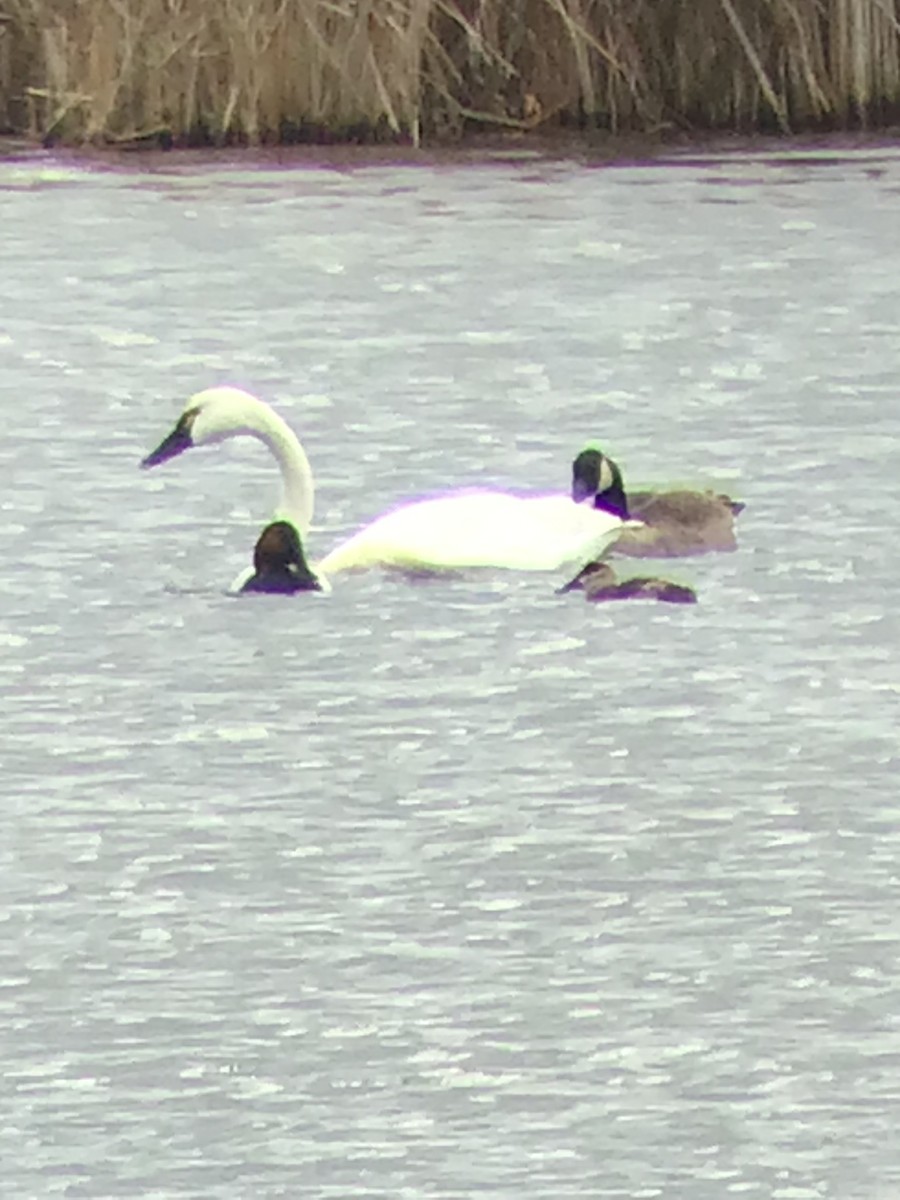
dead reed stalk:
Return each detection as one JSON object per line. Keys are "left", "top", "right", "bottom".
{"left": 0, "top": 0, "right": 898, "bottom": 145}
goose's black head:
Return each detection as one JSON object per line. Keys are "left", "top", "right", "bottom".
{"left": 241, "top": 521, "right": 321, "bottom": 595}
{"left": 571, "top": 447, "right": 630, "bottom": 519}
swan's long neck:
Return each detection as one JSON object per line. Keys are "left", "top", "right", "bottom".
{"left": 244, "top": 404, "right": 314, "bottom": 535}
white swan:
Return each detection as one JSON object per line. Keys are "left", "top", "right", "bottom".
{"left": 141, "top": 386, "right": 639, "bottom": 577}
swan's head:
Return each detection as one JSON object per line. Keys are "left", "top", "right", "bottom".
{"left": 241, "top": 520, "right": 322, "bottom": 595}
{"left": 141, "top": 387, "right": 269, "bottom": 468}
{"left": 571, "top": 446, "right": 629, "bottom": 519}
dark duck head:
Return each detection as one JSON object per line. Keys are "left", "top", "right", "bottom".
{"left": 241, "top": 521, "right": 321, "bottom": 595}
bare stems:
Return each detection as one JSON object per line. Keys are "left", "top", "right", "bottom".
{"left": 1, "top": 0, "right": 899, "bottom": 145}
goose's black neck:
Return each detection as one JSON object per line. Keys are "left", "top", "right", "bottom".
{"left": 593, "top": 469, "right": 629, "bottom": 520}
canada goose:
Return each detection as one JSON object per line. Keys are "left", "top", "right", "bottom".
{"left": 572, "top": 446, "right": 744, "bottom": 557}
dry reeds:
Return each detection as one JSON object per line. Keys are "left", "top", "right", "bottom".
{"left": 1, "top": 0, "right": 899, "bottom": 146}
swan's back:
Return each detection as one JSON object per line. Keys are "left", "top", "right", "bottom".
{"left": 317, "top": 491, "right": 634, "bottom": 575}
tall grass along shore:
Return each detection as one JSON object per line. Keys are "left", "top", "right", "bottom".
{"left": 1, "top": 0, "right": 899, "bottom": 147}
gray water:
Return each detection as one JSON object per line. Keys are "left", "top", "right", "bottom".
{"left": 2, "top": 143, "right": 900, "bottom": 1199}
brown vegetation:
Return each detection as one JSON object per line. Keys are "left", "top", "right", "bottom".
{"left": 0, "top": 0, "right": 899, "bottom": 147}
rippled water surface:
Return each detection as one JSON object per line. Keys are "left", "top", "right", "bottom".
{"left": 2, "top": 143, "right": 900, "bottom": 1198}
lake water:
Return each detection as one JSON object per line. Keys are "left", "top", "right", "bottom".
{"left": 1, "top": 141, "right": 899, "bottom": 1198}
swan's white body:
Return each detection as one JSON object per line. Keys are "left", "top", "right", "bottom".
{"left": 141, "top": 387, "right": 639, "bottom": 579}
{"left": 317, "top": 491, "right": 628, "bottom": 574}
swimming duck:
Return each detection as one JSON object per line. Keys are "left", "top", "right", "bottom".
{"left": 558, "top": 561, "right": 698, "bottom": 604}
{"left": 572, "top": 446, "right": 744, "bottom": 557}
{"left": 240, "top": 521, "right": 322, "bottom": 595}
{"left": 142, "top": 387, "right": 641, "bottom": 577}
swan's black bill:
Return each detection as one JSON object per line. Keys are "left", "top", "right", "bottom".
{"left": 141, "top": 408, "right": 198, "bottom": 469}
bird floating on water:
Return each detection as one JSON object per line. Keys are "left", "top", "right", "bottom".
{"left": 558, "top": 560, "right": 698, "bottom": 605}
{"left": 141, "top": 387, "right": 641, "bottom": 580}
{"left": 240, "top": 520, "right": 322, "bottom": 595}
{"left": 571, "top": 445, "right": 744, "bottom": 558}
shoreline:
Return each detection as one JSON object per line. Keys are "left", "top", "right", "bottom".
{"left": 2, "top": 127, "right": 900, "bottom": 170}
